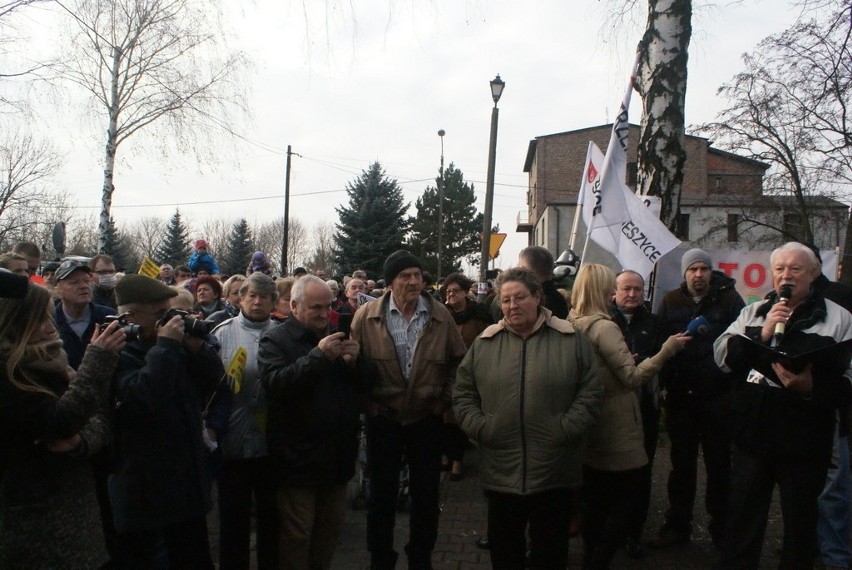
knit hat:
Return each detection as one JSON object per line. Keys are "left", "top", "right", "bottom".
{"left": 115, "top": 274, "right": 178, "bottom": 306}
{"left": 55, "top": 259, "right": 91, "bottom": 282}
{"left": 383, "top": 250, "right": 423, "bottom": 283}
{"left": 250, "top": 251, "right": 270, "bottom": 271}
{"left": 680, "top": 248, "right": 713, "bottom": 277}
{"left": 195, "top": 239, "right": 208, "bottom": 250}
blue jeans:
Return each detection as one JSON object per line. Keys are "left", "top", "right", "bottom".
{"left": 818, "top": 424, "right": 851, "bottom": 568}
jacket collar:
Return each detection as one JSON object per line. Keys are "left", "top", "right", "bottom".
{"left": 283, "top": 315, "right": 324, "bottom": 344}
{"left": 480, "top": 306, "right": 575, "bottom": 339}
{"left": 366, "top": 291, "right": 449, "bottom": 324}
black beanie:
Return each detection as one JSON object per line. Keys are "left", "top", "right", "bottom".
{"left": 383, "top": 250, "right": 423, "bottom": 283}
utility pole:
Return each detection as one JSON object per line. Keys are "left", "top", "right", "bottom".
{"left": 281, "top": 145, "right": 292, "bottom": 276}
{"left": 437, "top": 129, "right": 445, "bottom": 280}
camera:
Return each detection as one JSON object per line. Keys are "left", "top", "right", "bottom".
{"left": 104, "top": 313, "right": 142, "bottom": 341}
{"left": 553, "top": 249, "right": 581, "bottom": 282}
{"left": 158, "top": 308, "right": 213, "bottom": 338}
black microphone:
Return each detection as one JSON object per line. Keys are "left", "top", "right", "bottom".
{"left": 774, "top": 284, "right": 794, "bottom": 344}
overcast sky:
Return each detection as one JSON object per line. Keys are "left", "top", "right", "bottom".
{"left": 8, "top": 0, "right": 806, "bottom": 270}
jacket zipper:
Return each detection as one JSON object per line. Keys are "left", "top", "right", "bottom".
{"left": 519, "top": 338, "right": 528, "bottom": 493}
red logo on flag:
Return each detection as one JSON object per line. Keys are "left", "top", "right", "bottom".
{"left": 586, "top": 162, "right": 598, "bottom": 184}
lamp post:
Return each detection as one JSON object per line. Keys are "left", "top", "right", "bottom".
{"left": 437, "top": 129, "right": 445, "bottom": 280}
{"left": 479, "top": 75, "right": 505, "bottom": 295}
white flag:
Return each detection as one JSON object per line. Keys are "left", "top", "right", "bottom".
{"left": 585, "top": 75, "right": 633, "bottom": 250}
{"left": 579, "top": 143, "right": 610, "bottom": 248}
{"left": 617, "top": 189, "right": 681, "bottom": 280}
{"left": 580, "top": 66, "right": 681, "bottom": 280}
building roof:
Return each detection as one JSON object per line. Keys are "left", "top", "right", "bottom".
{"left": 707, "top": 147, "right": 770, "bottom": 170}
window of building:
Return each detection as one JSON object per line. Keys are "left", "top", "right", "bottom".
{"left": 727, "top": 214, "right": 739, "bottom": 242}
{"left": 675, "top": 213, "right": 690, "bottom": 240}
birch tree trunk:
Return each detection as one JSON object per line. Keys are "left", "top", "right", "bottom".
{"left": 634, "top": 0, "right": 692, "bottom": 230}
{"left": 99, "top": 46, "right": 121, "bottom": 253}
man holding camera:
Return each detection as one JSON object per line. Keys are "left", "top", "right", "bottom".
{"left": 109, "top": 274, "right": 224, "bottom": 568}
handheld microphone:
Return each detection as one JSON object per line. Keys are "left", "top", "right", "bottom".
{"left": 774, "top": 284, "right": 794, "bottom": 343}
{"left": 685, "top": 315, "right": 709, "bottom": 337}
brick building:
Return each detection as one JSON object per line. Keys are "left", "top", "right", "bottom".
{"left": 518, "top": 124, "right": 848, "bottom": 264}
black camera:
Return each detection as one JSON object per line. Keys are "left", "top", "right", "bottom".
{"left": 104, "top": 312, "right": 142, "bottom": 341}
{"left": 158, "top": 308, "right": 213, "bottom": 338}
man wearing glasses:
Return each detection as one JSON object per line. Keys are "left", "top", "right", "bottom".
{"left": 91, "top": 254, "right": 118, "bottom": 309}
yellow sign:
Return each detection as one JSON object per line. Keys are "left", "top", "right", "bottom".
{"left": 489, "top": 233, "right": 507, "bottom": 260}
{"left": 226, "top": 347, "right": 248, "bottom": 394}
{"left": 138, "top": 256, "right": 160, "bottom": 278}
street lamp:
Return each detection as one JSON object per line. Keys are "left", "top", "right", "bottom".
{"left": 437, "top": 129, "right": 446, "bottom": 280}
{"left": 479, "top": 75, "right": 504, "bottom": 294}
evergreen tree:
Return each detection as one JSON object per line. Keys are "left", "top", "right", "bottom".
{"left": 407, "top": 163, "right": 484, "bottom": 276}
{"left": 334, "top": 162, "right": 409, "bottom": 277}
{"left": 155, "top": 209, "right": 192, "bottom": 267}
{"left": 222, "top": 218, "right": 253, "bottom": 275}
{"left": 100, "top": 217, "right": 136, "bottom": 271}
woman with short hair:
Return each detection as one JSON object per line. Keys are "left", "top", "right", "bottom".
{"left": 441, "top": 272, "right": 491, "bottom": 481}
{"left": 194, "top": 275, "right": 225, "bottom": 318}
{"left": 454, "top": 267, "right": 603, "bottom": 569}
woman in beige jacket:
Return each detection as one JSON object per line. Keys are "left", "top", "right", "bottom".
{"left": 568, "top": 264, "right": 689, "bottom": 569}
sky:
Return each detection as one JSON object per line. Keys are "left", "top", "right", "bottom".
{"left": 5, "top": 0, "right": 810, "bottom": 271}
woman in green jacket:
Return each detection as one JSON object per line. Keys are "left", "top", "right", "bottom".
{"left": 569, "top": 264, "right": 689, "bottom": 569}
{"left": 454, "top": 267, "right": 603, "bottom": 570}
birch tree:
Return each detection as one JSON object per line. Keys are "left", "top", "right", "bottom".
{"left": 634, "top": 0, "right": 692, "bottom": 229}
{"left": 54, "top": 0, "right": 249, "bottom": 252}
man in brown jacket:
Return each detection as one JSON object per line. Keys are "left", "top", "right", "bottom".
{"left": 351, "top": 250, "right": 466, "bottom": 570}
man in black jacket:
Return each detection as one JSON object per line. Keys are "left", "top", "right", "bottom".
{"left": 518, "top": 246, "right": 569, "bottom": 318}
{"left": 109, "top": 275, "right": 223, "bottom": 569}
{"left": 610, "top": 270, "right": 663, "bottom": 557}
{"left": 652, "top": 249, "right": 745, "bottom": 549}
{"left": 258, "top": 275, "right": 365, "bottom": 569}
{"left": 714, "top": 242, "right": 852, "bottom": 568}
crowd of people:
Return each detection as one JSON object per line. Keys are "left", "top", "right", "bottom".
{"left": 0, "top": 238, "right": 850, "bottom": 570}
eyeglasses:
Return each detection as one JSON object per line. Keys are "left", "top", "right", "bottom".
{"left": 94, "top": 269, "right": 116, "bottom": 275}
{"left": 501, "top": 294, "right": 531, "bottom": 306}
{"left": 445, "top": 287, "right": 464, "bottom": 295}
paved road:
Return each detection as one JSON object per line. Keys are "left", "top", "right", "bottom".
{"left": 332, "top": 437, "right": 786, "bottom": 569}
{"left": 209, "top": 437, "right": 787, "bottom": 568}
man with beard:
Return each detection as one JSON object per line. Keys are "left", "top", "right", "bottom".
{"left": 651, "top": 249, "right": 745, "bottom": 549}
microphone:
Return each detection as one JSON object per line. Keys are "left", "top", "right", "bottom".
{"left": 685, "top": 315, "right": 709, "bottom": 337}
{"left": 774, "top": 284, "right": 794, "bottom": 343}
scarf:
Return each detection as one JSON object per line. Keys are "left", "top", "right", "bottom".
{"left": 2, "top": 338, "right": 73, "bottom": 395}
{"left": 448, "top": 299, "right": 484, "bottom": 325}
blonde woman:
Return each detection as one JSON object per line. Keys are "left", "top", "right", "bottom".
{"left": 0, "top": 283, "right": 126, "bottom": 567}
{"left": 568, "top": 264, "right": 689, "bottom": 569}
